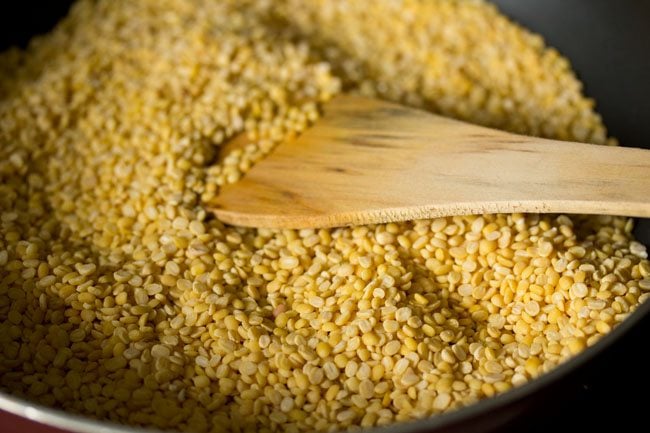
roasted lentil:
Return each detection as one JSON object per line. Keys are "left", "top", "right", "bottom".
{"left": 1, "top": 1, "right": 649, "bottom": 433}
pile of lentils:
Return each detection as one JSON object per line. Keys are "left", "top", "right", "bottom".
{"left": 1, "top": 1, "right": 649, "bottom": 432}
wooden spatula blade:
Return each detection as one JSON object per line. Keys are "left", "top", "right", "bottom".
{"left": 208, "top": 96, "right": 650, "bottom": 229}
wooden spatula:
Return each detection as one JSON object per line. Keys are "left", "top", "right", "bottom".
{"left": 209, "top": 95, "right": 650, "bottom": 229}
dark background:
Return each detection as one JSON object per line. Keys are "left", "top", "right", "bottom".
{"left": 1, "top": 1, "right": 650, "bottom": 433}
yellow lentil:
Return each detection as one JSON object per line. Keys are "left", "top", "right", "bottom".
{"left": 1, "top": 1, "right": 649, "bottom": 432}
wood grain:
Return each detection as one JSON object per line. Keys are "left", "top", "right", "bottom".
{"left": 208, "top": 95, "right": 650, "bottom": 229}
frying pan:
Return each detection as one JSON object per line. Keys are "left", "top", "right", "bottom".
{"left": 1, "top": 1, "right": 649, "bottom": 432}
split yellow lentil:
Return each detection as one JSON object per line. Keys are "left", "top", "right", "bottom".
{"left": 1, "top": 1, "right": 650, "bottom": 433}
